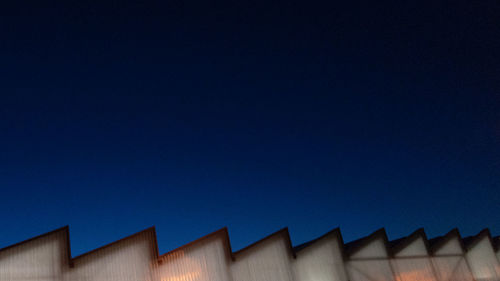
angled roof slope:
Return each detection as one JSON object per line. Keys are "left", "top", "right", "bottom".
{"left": 0, "top": 225, "right": 69, "bottom": 254}
{"left": 232, "top": 227, "right": 296, "bottom": 259}
{"left": 344, "top": 228, "right": 390, "bottom": 257}
{"left": 0, "top": 225, "right": 498, "bottom": 270}
{"left": 462, "top": 229, "right": 495, "bottom": 251}
{"left": 158, "top": 227, "right": 233, "bottom": 263}
{"left": 293, "top": 228, "right": 343, "bottom": 254}
{"left": 428, "top": 228, "right": 465, "bottom": 255}
{"left": 389, "top": 228, "right": 431, "bottom": 256}
{"left": 71, "top": 227, "right": 158, "bottom": 262}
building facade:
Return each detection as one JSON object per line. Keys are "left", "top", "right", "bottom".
{"left": 0, "top": 226, "right": 499, "bottom": 281}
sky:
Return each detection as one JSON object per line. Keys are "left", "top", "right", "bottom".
{"left": 0, "top": 0, "right": 499, "bottom": 256}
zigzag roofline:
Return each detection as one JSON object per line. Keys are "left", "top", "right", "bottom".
{"left": 344, "top": 228, "right": 391, "bottom": 257}
{"left": 293, "top": 227, "right": 342, "bottom": 252}
{"left": 158, "top": 227, "right": 233, "bottom": 262}
{"left": 463, "top": 228, "right": 496, "bottom": 251}
{"left": 389, "top": 228, "right": 432, "bottom": 256}
{"left": 0, "top": 225, "right": 70, "bottom": 254}
{"left": 0, "top": 225, "right": 498, "bottom": 266}
{"left": 161, "top": 226, "right": 344, "bottom": 262}
{"left": 428, "top": 228, "right": 466, "bottom": 255}
{"left": 70, "top": 227, "right": 159, "bottom": 263}
{"left": 232, "top": 227, "right": 296, "bottom": 259}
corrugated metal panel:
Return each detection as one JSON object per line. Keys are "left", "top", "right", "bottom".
{"left": 65, "top": 229, "right": 157, "bottom": 281}
{"left": 0, "top": 228, "right": 68, "bottom": 281}
{"left": 156, "top": 234, "right": 232, "bottom": 281}
{"left": 0, "top": 226, "right": 496, "bottom": 281}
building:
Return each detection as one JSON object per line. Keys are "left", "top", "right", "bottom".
{"left": 0, "top": 226, "right": 499, "bottom": 281}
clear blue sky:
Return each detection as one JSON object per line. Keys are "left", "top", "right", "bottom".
{"left": 0, "top": 0, "right": 499, "bottom": 256}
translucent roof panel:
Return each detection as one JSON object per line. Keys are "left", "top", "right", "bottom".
{"left": 156, "top": 235, "right": 232, "bottom": 281}
{"left": 231, "top": 236, "right": 294, "bottom": 281}
{"left": 346, "top": 259, "right": 395, "bottom": 281}
{"left": 465, "top": 236, "right": 500, "bottom": 281}
{"left": 391, "top": 258, "right": 437, "bottom": 281}
{"left": 433, "top": 237, "right": 463, "bottom": 255}
{"left": 432, "top": 256, "right": 474, "bottom": 281}
{"left": 293, "top": 235, "right": 348, "bottom": 281}
{"left": 394, "top": 237, "right": 428, "bottom": 257}
{"left": 346, "top": 236, "right": 395, "bottom": 281}
{"left": 0, "top": 226, "right": 499, "bottom": 281}
{"left": 391, "top": 237, "right": 437, "bottom": 281}
{"left": 350, "top": 237, "right": 389, "bottom": 259}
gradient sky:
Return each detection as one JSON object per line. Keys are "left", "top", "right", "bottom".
{"left": 1, "top": 0, "right": 500, "bottom": 256}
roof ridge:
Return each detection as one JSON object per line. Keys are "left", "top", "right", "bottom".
{"left": 390, "top": 228, "right": 430, "bottom": 256}
{"left": 462, "top": 228, "right": 492, "bottom": 251}
{"left": 0, "top": 225, "right": 69, "bottom": 253}
{"left": 428, "top": 228, "right": 463, "bottom": 254}
{"left": 232, "top": 227, "right": 295, "bottom": 258}
{"left": 158, "top": 227, "right": 232, "bottom": 261}
{"left": 344, "top": 227, "right": 389, "bottom": 257}
{"left": 70, "top": 226, "right": 157, "bottom": 263}
{"left": 293, "top": 227, "right": 342, "bottom": 253}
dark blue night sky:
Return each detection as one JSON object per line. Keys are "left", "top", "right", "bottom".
{"left": 1, "top": 0, "right": 499, "bottom": 256}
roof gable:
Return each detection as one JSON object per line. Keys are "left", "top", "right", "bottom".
{"left": 345, "top": 228, "right": 390, "bottom": 259}
{"left": 390, "top": 228, "right": 430, "bottom": 257}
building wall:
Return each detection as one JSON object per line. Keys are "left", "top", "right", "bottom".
{"left": 64, "top": 230, "right": 157, "bottom": 281}
{"left": 0, "top": 229, "right": 68, "bottom": 281}
{"left": 1, "top": 227, "right": 500, "bottom": 281}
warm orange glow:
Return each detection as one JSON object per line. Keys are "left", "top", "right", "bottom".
{"left": 160, "top": 250, "right": 202, "bottom": 281}
{"left": 161, "top": 271, "right": 200, "bottom": 281}
{"left": 395, "top": 270, "right": 435, "bottom": 281}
